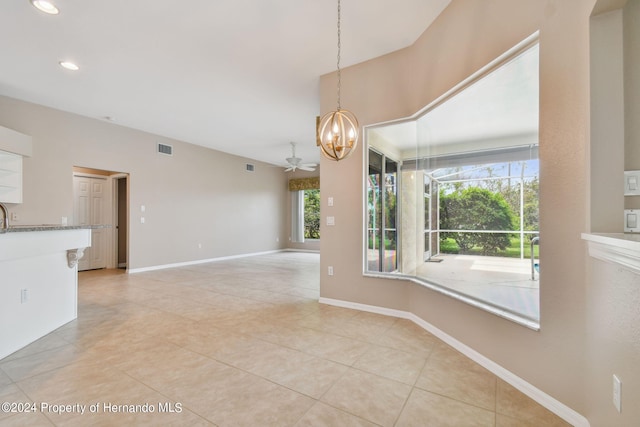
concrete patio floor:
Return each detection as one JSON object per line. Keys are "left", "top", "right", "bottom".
{"left": 416, "top": 254, "right": 540, "bottom": 322}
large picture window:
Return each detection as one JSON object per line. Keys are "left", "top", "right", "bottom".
{"left": 290, "top": 177, "right": 320, "bottom": 243}
{"left": 365, "top": 35, "right": 540, "bottom": 328}
{"left": 303, "top": 189, "right": 320, "bottom": 239}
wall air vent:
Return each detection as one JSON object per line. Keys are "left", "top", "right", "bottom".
{"left": 245, "top": 163, "right": 255, "bottom": 172}
{"left": 158, "top": 143, "right": 173, "bottom": 156}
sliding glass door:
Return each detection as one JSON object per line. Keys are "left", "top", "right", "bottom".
{"left": 367, "top": 149, "right": 398, "bottom": 273}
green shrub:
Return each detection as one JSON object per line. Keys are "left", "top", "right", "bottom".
{"left": 439, "top": 187, "right": 516, "bottom": 255}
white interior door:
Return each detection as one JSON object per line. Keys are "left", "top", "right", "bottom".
{"left": 74, "top": 176, "right": 91, "bottom": 271}
{"left": 74, "top": 175, "right": 107, "bottom": 271}
{"left": 89, "top": 179, "right": 105, "bottom": 269}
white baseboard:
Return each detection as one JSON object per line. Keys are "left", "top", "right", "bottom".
{"left": 283, "top": 248, "right": 320, "bottom": 254}
{"left": 127, "top": 250, "right": 284, "bottom": 273}
{"left": 319, "top": 297, "right": 589, "bottom": 427}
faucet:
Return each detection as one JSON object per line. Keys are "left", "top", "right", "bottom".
{"left": 0, "top": 203, "right": 8, "bottom": 230}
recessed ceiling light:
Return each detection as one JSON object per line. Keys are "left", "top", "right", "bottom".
{"left": 30, "top": 0, "right": 59, "bottom": 15}
{"left": 59, "top": 61, "right": 79, "bottom": 71}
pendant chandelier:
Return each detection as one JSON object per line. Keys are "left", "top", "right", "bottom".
{"left": 316, "top": 0, "right": 359, "bottom": 162}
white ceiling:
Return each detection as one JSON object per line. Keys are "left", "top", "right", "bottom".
{"left": 0, "top": 0, "right": 450, "bottom": 167}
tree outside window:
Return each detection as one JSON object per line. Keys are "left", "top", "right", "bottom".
{"left": 304, "top": 189, "right": 320, "bottom": 239}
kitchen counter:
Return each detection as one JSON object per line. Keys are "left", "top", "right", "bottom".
{"left": 582, "top": 232, "right": 640, "bottom": 275}
{"left": 0, "top": 224, "right": 109, "bottom": 233}
{"left": 0, "top": 227, "right": 94, "bottom": 360}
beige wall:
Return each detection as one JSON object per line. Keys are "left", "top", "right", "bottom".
{"left": 320, "top": 0, "right": 597, "bottom": 421}
{"left": 584, "top": 1, "right": 640, "bottom": 426}
{"left": 624, "top": 0, "right": 640, "bottom": 209}
{"left": 624, "top": 0, "right": 640, "bottom": 171}
{"left": 0, "top": 95, "right": 288, "bottom": 270}
{"left": 585, "top": 258, "right": 640, "bottom": 426}
{"left": 590, "top": 8, "right": 625, "bottom": 231}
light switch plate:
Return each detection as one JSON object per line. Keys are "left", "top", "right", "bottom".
{"left": 624, "top": 171, "right": 640, "bottom": 196}
{"left": 624, "top": 210, "right": 639, "bottom": 233}
{"left": 613, "top": 374, "right": 622, "bottom": 413}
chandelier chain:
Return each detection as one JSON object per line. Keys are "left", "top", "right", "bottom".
{"left": 316, "top": 0, "right": 358, "bottom": 162}
{"left": 336, "top": 0, "right": 341, "bottom": 110}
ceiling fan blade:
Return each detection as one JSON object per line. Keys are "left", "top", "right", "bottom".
{"left": 284, "top": 143, "right": 311, "bottom": 172}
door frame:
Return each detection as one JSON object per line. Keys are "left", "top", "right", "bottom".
{"left": 111, "top": 173, "right": 129, "bottom": 270}
{"left": 72, "top": 168, "right": 129, "bottom": 270}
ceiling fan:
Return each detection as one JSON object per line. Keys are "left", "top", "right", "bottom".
{"left": 284, "top": 142, "right": 317, "bottom": 172}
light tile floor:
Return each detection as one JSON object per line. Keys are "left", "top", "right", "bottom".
{"left": 0, "top": 252, "right": 570, "bottom": 426}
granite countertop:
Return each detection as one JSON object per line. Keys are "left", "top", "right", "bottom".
{"left": 0, "top": 224, "right": 110, "bottom": 234}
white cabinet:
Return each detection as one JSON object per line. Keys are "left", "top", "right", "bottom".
{"left": 0, "top": 228, "right": 91, "bottom": 360}
{"left": 0, "top": 125, "right": 31, "bottom": 204}
{"left": 0, "top": 151, "right": 22, "bottom": 203}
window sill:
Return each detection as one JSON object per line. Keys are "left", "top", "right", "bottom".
{"left": 363, "top": 271, "right": 540, "bottom": 331}
{"left": 582, "top": 232, "right": 640, "bottom": 274}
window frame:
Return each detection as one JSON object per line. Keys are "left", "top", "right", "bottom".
{"left": 362, "top": 32, "right": 541, "bottom": 330}
{"left": 291, "top": 188, "right": 321, "bottom": 243}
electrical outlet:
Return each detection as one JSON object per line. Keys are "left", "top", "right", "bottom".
{"left": 10, "top": 212, "right": 18, "bottom": 221}
{"left": 20, "top": 289, "right": 28, "bottom": 304}
{"left": 328, "top": 266, "right": 334, "bottom": 276}
{"left": 613, "top": 374, "right": 622, "bottom": 413}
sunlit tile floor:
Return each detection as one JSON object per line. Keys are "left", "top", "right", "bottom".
{"left": 0, "top": 252, "right": 570, "bottom": 426}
